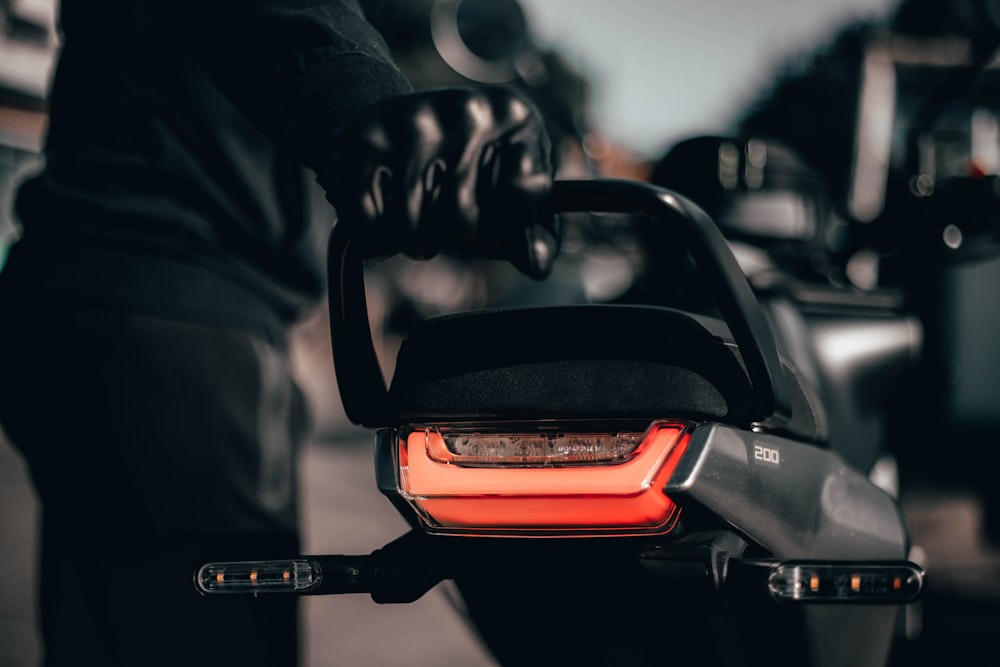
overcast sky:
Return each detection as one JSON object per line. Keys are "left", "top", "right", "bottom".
{"left": 518, "top": 0, "right": 901, "bottom": 158}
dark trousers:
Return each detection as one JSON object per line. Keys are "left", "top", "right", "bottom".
{"left": 0, "top": 248, "right": 311, "bottom": 666}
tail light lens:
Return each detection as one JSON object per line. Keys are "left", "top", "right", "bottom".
{"left": 382, "top": 420, "right": 692, "bottom": 537}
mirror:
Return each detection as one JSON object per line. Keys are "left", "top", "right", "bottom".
{"left": 430, "top": 0, "right": 539, "bottom": 84}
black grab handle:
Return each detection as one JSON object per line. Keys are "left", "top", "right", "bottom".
{"left": 326, "top": 178, "right": 793, "bottom": 429}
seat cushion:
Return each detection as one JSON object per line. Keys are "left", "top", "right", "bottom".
{"left": 389, "top": 303, "right": 768, "bottom": 422}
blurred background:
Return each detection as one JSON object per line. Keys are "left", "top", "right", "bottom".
{"left": 2, "top": 0, "right": 1000, "bottom": 665}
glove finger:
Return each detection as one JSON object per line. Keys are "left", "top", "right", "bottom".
{"left": 512, "top": 215, "right": 561, "bottom": 279}
{"left": 477, "top": 126, "right": 555, "bottom": 275}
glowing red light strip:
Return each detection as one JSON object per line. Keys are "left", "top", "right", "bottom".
{"left": 397, "top": 421, "right": 691, "bottom": 535}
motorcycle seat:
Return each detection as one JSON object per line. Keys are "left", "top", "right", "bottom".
{"left": 387, "top": 303, "right": 827, "bottom": 443}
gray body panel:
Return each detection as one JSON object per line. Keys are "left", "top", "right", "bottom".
{"left": 668, "top": 422, "right": 908, "bottom": 560}
{"left": 667, "top": 422, "right": 909, "bottom": 667}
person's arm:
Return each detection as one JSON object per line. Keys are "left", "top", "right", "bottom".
{"left": 101, "top": 0, "right": 558, "bottom": 276}
{"left": 127, "top": 0, "right": 413, "bottom": 172}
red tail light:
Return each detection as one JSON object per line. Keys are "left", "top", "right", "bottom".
{"left": 387, "top": 420, "right": 692, "bottom": 537}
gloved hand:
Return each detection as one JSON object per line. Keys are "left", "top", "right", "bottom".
{"left": 318, "top": 87, "right": 559, "bottom": 279}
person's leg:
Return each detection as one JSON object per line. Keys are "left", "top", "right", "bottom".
{"left": 0, "top": 294, "right": 310, "bottom": 666}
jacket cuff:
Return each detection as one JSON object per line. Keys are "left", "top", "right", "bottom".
{"left": 284, "top": 53, "right": 413, "bottom": 174}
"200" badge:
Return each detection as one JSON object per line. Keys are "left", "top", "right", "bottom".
{"left": 753, "top": 444, "right": 780, "bottom": 465}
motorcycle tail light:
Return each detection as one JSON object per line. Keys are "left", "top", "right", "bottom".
{"left": 383, "top": 420, "right": 691, "bottom": 537}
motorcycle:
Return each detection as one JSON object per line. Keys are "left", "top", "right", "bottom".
{"left": 194, "top": 175, "right": 925, "bottom": 667}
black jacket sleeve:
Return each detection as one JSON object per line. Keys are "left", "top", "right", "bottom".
{"left": 60, "top": 0, "right": 413, "bottom": 172}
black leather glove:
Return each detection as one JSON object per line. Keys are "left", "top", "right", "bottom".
{"left": 318, "top": 87, "right": 559, "bottom": 279}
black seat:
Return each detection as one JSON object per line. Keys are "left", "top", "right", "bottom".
{"left": 388, "top": 303, "right": 827, "bottom": 443}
